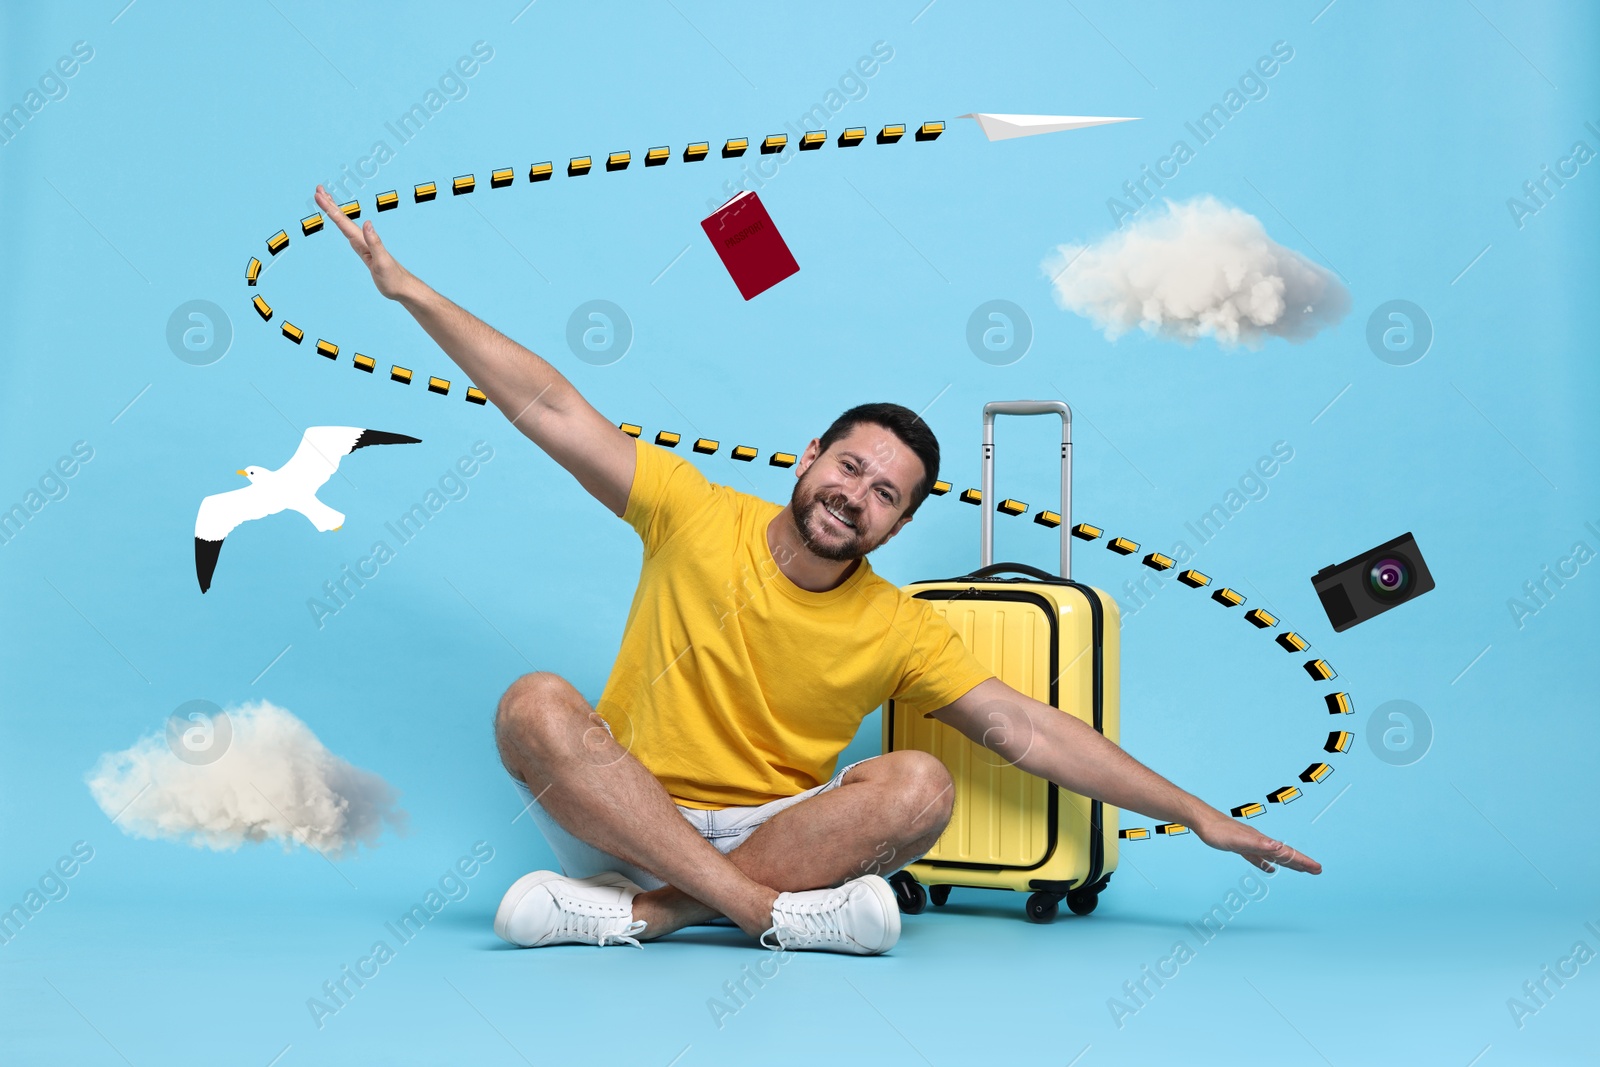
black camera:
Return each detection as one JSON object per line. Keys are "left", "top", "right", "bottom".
{"left": 1311, "top": 531, "right": 1435, "bottom": 632}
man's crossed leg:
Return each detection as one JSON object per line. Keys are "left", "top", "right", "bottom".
{"left": 492, "top": 671, "right": 954, "bottom": 953}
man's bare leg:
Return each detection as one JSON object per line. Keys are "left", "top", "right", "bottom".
{"left": 495, "top": 671, "right": 787, "bottom": 937}
{"left": 629, "top": 750, "right": 955, "bottom": 939}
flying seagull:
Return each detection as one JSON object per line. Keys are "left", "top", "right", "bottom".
{"left": 958, "top": 113, "right": 1139, "bottom": 141}
{"left": 194, "top": 426, "right": 421, "bottom": 593}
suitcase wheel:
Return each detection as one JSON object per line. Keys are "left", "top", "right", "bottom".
{"left": 1065, "top": 887, "right": 1100, "bottom": 916}
{"left": 888, "top": 870, "right": 926, "bottom": 915}
{"left": 1025, "top": 891, "right": 1062, "bottom": 923}
{"left": 1065, "top": 873, "right": 1112, "bottom": 918}
{"left": 929, "top": 884, "right": 951, "bottom": 907}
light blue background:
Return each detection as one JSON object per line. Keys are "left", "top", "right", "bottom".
{"left": 2, "top": 1, "right": 1596, "bottom": 1064}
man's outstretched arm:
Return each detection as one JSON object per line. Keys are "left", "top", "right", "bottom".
{"left": 929, "top": 676, "right": 1323, "bottom": 874}
{"left": 313, "top": 185, "right": 636, "bottom": 518}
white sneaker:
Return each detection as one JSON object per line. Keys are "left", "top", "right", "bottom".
{"left": 494, "top": 871, "right": 648, "bottom": 948}
{"left": 760, "top": 874, "right": 901, "bottom": 955}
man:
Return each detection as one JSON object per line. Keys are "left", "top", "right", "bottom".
{"left": 315, "top": 184, "right": 1321, "bottom": 958}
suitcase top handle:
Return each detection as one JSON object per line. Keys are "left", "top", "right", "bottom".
{"left": 981, "top": 400, "right": 1072, "bottom": 579}
{"left": 963, "top": 562, "right": 1065, "bottom": 584}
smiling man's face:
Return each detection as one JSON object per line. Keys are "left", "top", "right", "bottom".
{"left": 789, "top": 423, "right": 925, "bottom": 563}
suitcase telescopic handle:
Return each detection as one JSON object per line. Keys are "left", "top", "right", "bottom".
{"left": 981, "top": 400, "right": 1071, "bottom": 579}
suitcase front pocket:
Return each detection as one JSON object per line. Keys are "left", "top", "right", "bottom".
{"left": 891, "top": 593, "right": 1057, "bottom": 869}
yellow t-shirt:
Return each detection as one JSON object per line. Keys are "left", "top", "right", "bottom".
{"left": 596, "top": 435, "right": 993, "bottom": 810}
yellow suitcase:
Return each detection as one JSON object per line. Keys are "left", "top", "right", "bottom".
{"left": 884, "top": 400, "right": 1121, "bottom": 922}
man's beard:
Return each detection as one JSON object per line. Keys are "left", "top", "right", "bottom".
{"left": 790, "top": 477, "right": 873, "bottom": 563}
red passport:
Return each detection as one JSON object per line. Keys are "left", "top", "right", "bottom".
{"left": 700, "top": 191, "right": 800, "bottom": 300}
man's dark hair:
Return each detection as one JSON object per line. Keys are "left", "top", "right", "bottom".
{"left": 816, "top": 402, "right": 941, "bottom": 519}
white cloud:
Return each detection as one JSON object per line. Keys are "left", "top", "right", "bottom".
{"left": 86, "top": 699, "right": 406, "bottom": 858}
{"left": 1041, "top": 195, "right": 1350, "bottom": 347}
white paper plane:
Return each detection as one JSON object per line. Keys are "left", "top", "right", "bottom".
{"left": 958, "top": 113, "right": 1140, "bottom": 141}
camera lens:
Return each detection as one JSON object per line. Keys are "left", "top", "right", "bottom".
{"left": 1368, "top": 556, "right": 1412, "bottom": 600}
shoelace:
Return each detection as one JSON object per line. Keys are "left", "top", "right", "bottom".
{"left": 761, "top": 888, "right": 848, "bottom": 950}
{"left": 597, "top": 920, "right": 648, "bottom": 949}
{"left": 552, "top": 902, "right": 648, "bottom": 949}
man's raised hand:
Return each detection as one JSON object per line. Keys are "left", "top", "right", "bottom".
{"left": 314, "top": 184, "right": 415, "bottom": 302}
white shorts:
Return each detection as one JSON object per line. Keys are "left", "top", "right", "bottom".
{"left": 508, "top": 755, "right": 878, "bottom": 892}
